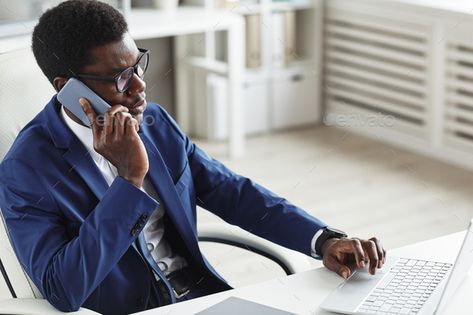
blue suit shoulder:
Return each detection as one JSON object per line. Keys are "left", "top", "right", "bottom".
{"left": 141, "top": 102, "right": 186, "bottom": 141}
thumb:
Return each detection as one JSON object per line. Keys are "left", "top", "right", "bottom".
{"left": 324, "top": 255, "right": 352, "bottom": 279}
{"left": 79, "top": 97, "right": 90, "bottom": 110}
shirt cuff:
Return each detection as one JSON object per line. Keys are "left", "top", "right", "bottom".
{"left": 310, "top": 229, "right": 324, "bottom": 259}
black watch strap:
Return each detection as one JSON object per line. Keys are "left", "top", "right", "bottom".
{"left": 315, "top": 227, "right": 348, "bottom": 257}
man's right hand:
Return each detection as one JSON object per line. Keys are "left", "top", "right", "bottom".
{"left": 80, "top": 98, "right": 149, "bottom": 188}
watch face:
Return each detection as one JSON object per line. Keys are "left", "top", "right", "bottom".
{"left": 326, "top": 227, "right": 348, "bottom": 238}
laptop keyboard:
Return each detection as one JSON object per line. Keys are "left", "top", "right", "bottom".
{"left": 357, "top": 258, "right": 452, "bottom": 315}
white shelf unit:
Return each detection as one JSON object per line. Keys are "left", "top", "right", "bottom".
{"left": 189, "top": 0, "right": 324, "bottom": 140}
{"left": 323, "top": 0, "right": 473, "bottom": 171}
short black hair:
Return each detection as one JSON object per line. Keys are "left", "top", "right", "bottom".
{"left": 32, "top": 0, "right": 128, "bottom": 84}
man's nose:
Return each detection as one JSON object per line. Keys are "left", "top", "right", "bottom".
{"left": 126, "top": 73, "right": 146, "bottom": 96}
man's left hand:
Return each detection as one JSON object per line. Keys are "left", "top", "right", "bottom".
{"left": 321, "top": 237, "right": 386, "bottom": 279}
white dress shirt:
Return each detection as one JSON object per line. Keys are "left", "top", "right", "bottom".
{"left": 60, "top": 106, "right": 187, "bottom": 275}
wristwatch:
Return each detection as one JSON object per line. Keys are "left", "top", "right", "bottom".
{"left": 315, "top": 227, "right": 348, "bottom": 257}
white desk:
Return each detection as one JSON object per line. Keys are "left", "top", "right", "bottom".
{"left": 133, "top": 231, "right": 473, "bottom": 315}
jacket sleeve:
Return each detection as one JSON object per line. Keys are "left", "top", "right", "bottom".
{"left": 159, "top": 108, "right": 327, "bottom": 256}
{"left": 0, "top": 159, "right": 158, "bottom": 312}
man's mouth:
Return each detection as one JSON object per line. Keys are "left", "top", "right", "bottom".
{"left": 129, "top": 99, "right": 146, "bottom": 116}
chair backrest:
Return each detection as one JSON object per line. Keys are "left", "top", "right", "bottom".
{"left": 0, "top": 47, "right": 55, "bottom": 300}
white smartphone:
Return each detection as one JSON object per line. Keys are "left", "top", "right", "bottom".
{"left": 57, "top": 78, "right": 111, "bottom": 127}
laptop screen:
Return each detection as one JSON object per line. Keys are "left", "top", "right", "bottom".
{"left": 435, "top": 220, "right": 473, "bottom": 313}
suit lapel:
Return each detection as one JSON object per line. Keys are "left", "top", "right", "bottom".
{"left": 45, "top": 97, "right": 108, "bottom": 201}
{"left": 140, "top": 134, "right": 200, "bottom": 257}
{"left": 49, "top": 92, "right": 199, "bottom": 256}
{"left": 62, "top": 137, "right": 108, "bottom": 200}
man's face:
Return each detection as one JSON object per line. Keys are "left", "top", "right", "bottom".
{"left": 77, "top": 33, "right": 147, "bottom": 124}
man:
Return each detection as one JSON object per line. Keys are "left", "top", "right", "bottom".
{"left": 0, "top": 1, "right": 386, "bottom": 314}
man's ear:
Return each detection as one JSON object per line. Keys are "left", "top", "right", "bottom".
{"left": 53, "top": 77, "right": 67, "bottom": 92}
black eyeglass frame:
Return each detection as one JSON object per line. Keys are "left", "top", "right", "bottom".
{"left": 73, "top": 48, "right": 150, "bottom": 93}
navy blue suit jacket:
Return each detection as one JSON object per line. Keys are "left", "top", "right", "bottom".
{"left": 0, "top": 97, "right": 326, "bottom": 314}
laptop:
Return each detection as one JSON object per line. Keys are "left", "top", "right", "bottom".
{"left": 195, "top": 296, "right": 297, "bottom": 315}
{"left": 320, "top": 219, "right": 473, "bottom": 315}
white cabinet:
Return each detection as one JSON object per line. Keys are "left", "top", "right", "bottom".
{"left": 243, "top": 76, "right": 269, "bottom": 135}
{"left": 196, "top": 62, "right": 320, "bottom": 139}
{"left": 271, "top": 68, "right": 319, "bottom": 129}
{"left": 194, "top": 74, "right": 268, "bottom": 140}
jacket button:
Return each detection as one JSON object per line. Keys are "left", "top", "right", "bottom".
{"left": 139, "top": 214, "right": 148, "bottom": 225}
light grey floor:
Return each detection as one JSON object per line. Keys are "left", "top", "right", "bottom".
{"left": 193, "top": 125, "right": 473, "bottom": 287}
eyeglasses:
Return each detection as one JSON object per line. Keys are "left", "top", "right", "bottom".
{"left": 74, "top": 48, "right": 150, "bottom": 93}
